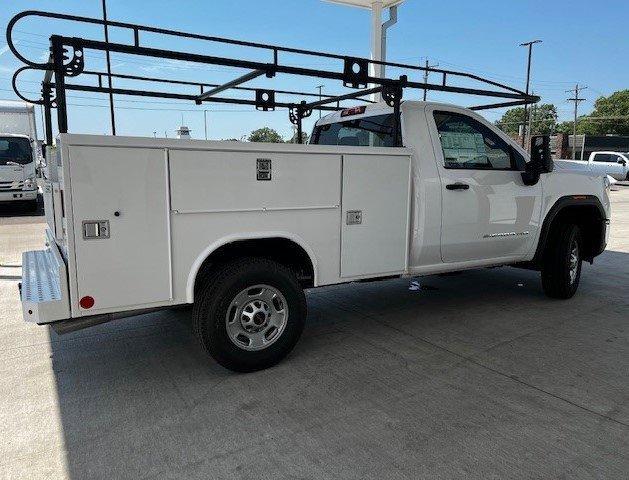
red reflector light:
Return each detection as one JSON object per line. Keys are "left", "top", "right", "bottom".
{"left": 341, "top": 105, "right": 366, "bottom": 117}
{"left": 79, "top": 296, "right": 95, "bottom": 309}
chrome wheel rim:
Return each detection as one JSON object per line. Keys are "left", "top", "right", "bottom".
{"left": 569, "top": 240, "right": 579, "bottom": 284}
{"left": 225, "top": 284, "right": 288, "bottom": 351}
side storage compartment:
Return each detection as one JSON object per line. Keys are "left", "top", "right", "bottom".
{"left": 68, "top": 145, "right": 172, "bottom": 313}
{"left": 340, "top": 154, "right": 411, "bottom": 278}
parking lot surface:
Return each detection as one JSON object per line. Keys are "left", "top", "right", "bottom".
{"left": 1, "top": 188, "right": 628, "bottom": 480}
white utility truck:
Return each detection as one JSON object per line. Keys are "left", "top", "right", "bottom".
{"left": 21, "top": 101, "right": 610, "bottom": 371}
{"left": 558, "top": 151, "right": 629, "bottom": 181}
{"left": 10, "top": 10, "right": 610, "bottom": 371}
{"left": 0, "top": 100, "right": 39, "bottom": 210}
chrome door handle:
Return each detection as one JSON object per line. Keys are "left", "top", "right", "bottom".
{"left": 446, "top": 183, "right": 469, "bottom": 190}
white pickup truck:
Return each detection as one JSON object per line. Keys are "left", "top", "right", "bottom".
{"left": 558, "top": 151, "right": 629, "bottom": 181}
{"left": 21, "top": 101, "right": 610, "bottom": 371}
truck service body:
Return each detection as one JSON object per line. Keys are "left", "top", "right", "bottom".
{"left": 9, "top": 10, "right": 610, "bottom": 371}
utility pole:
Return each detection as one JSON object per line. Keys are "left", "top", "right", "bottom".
{"left": 519, "top": 39, "right": 542, "bottom": 148}
{"left": 528, "top": 92, "right": 536, "bottom": 139}
{"left": 102, "top": 0, "right": 116, "bottom": 135}
{"left": 422, "top": 58, "right": 439, "bottom": 101}
{"left": 316, "top": 85, "right": 324, "bottom": 119}
{"left": 204, "top": 110, "right": 209, "bottom": 140}
{"left": 566, "top": 84, "right": 587, "bottom": 160}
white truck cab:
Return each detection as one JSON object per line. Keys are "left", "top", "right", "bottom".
{"left": 557, "top": 151, "right": 629, "bottom": 181}
{"left": 587, "top": 152, "right": 629, "bottom": 181}
{"left": 0, "top": 101, "right": 40, "bottom": 209}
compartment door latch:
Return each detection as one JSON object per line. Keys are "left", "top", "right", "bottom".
{"left": 82, "top": 220, "right": 110, "bottom": 240}
{"left": 346, "top": 210, "right": 362, "bottom": 225}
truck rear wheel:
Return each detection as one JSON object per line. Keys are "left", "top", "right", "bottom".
{"left": 541, "top": 223, "right": 582, "bottom": 299}
{"left": 192, "top": 257, "right": 306, "bottom": 372}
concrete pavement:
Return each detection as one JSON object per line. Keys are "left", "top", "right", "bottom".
{"left": 1, "top": 188, "right": 628, "bottom": 479}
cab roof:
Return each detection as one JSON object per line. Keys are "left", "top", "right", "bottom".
{"left": 314, "top": 100, "right": 465, "bottom": 126}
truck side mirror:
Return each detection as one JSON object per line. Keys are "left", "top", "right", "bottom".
{"left": 618, "top": 159, "right": 626, "bottom": 166}
{"left": 521, "top": 135, "right": 553, "bottom": 186}
{"left": 530, "top": 135, "right": 553, "bottom": 173}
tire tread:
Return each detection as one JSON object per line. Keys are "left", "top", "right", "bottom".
{"left": 541, "top": 223, "right": 582, "bottom": 299}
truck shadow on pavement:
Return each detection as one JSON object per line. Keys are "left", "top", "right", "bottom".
{"left": 47, "top": 254, "right": 629, "bottom": 479}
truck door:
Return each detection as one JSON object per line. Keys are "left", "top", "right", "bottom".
{"left": 427, "top": 107, "right": 542, "bottom": 263}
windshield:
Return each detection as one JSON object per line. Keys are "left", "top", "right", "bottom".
{"left": 310, "top": 114, "right": 398, "bottom": 147}
{"left": 0, "top": 137, "right": 33, "bottom": 165}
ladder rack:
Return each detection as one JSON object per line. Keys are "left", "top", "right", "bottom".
{"left": 7, "top": 10, "right": 540, "bottom": 145}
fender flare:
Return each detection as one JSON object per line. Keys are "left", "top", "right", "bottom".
{"left": 185, "top": 232, "right": 319, "bottom": 303}
{"left": 532, "top": 195, "right": 607, "bottom": 265}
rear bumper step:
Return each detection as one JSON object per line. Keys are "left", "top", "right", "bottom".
{"left": 21, "top": 230, "right": 70, "bottom": 324}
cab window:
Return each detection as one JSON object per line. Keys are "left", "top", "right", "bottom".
{"left": 310, "top": 114, "right": 398, "bottom": 147}
{"left": 592, "top": 153, "right": 612, "bottom": 163}
{"left": 433, "top": 111, "right": 518, "bottom": 170}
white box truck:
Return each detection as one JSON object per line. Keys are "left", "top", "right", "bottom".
{"left": 0, "top": 100, "right": 39, "bottom": 210}
{"left": 9, "top": 10, "right": 611, "bottom": 372}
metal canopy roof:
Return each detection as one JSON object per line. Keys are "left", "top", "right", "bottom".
{"left": 325, "top": 0, "right": 405, "bottom": 8}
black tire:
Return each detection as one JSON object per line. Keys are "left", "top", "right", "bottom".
{"left": 192, "top": 257, "right": 306, "bottom": 372}
{"left": 541, "top": 223, "right": 583, "bottom": 299}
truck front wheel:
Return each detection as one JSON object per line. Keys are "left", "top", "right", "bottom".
{"left": 192, "top": 257, "right": 307, "bottom": 372}
{"left": 541, "top": 223, "right": 583, "bottom": 299}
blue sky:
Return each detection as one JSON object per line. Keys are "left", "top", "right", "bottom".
{"left": 1, "top": 0, "right": 627, "bottom": 141}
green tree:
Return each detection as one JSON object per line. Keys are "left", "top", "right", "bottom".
{"left": 288, "top": 131, "right": 309, "bottom": 144}
{"left": 495, "top": 104, "right": 558, "bottom": 135}
{"left": 248, "top": 127, "right": 284, "bottom": 143}
{"left": 557, "top": 90, "right": 629, "bottom": 136}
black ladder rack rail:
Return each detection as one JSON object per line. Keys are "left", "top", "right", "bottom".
{"left": 7, "top": 10, "right": 540, "bottom": 145}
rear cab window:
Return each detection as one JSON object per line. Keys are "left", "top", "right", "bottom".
{"left": 310, "top": 114, "right": 399, "bottom": 147}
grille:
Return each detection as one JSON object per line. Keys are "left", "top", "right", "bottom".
{"left": 0, "top": 180, "right": 24, "bottom": 191}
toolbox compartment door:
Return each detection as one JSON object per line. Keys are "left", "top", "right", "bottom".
{"left": 340, "top": 154, "right": 411, "bottom": 278}
{"left": 69, "top": 146, "right": 171, "bottom": 312}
